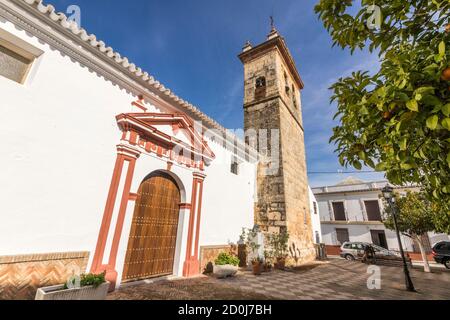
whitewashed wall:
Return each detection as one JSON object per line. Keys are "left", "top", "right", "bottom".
{"left": 0, "top": 15, "right": 256, "bottom": 276}
{"left": 200, "top": 151, "right": 256, "bottom": 247}
{"left": 308, "top": 187, "right": 322, "bottom": 244}
{"left": 316, "top": 191, "right": 382, "bottom": 222}
{"left": 320, "top": 223, "right": 414, "bottom": 252}
{"left": 0, "top": 17, "right": 141, "bottom": 257}
{"left": 313, "top": 188, "right": 445, "bottom": 252}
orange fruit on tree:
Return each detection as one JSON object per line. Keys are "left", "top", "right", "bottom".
{"left": 446, "top": 24, "right": 450, "bottom": 33}
{"left": 442, "top": 68, "right": 450, "bottom": 81}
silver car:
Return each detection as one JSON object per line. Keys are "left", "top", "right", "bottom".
{"left": 339, "top": 242, "right": 400, "bottom": 260}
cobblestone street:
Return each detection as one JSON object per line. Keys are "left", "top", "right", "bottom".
{"left": 108, "top": 259, "right": 450, "bottom": 300}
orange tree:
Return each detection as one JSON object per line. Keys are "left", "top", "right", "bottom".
{"left": 315, "top": 0, "right": 450, "bottom": 232}
{"left": 383, "top": 191, "right": 437, "bottom": 272}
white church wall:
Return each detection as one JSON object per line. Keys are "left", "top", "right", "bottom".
{"left": 0, "top": 13, "right": 256, "bottom": 270}
{"left": 199, "top": 143, "right": 256, "bottom": 248}
{"left": 0, "top": 18, "right": 149, "bottom": 257}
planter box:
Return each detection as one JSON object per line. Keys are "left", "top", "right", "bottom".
{"left": 35, "top": 282, "right": 110, "bottom": 300}
{"left": 213, "top": 264, "right": 238, "bottom": 278}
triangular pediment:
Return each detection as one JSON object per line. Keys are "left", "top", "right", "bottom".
{"left": 116, "top": 112, "right": 215, "bottom": 166}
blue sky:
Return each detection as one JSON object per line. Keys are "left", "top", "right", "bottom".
{"left": 51, "top": 0, "right": 385, "bottom": 187}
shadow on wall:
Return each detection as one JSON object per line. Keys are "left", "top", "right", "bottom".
{"left": 0, "top": 252, "right": 89, "bottom": 300}
{"left": 289, "top": 243, "right": 301, "bottom": 264}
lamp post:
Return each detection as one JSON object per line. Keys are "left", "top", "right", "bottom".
{"left": 382, "top": 185, "right": 416, "bottom": 292}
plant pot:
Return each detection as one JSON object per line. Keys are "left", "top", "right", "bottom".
{"left": 213, "top": 264, "right": 238, "bottom": 279}
{"left": 35, "top": 282, "right": 110, "bottom": 300}
{"left": 263, "top": 263, "right": 272, "bottom": 272}
{"left": 252, "top": 262, "right": 262, "bottom": 275}
{"left": 275, "top": 258, "right": 286, "bottom": 270}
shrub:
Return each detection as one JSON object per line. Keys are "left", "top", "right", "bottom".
{"left": 267, "top": 231, "right": 290, "bottom": 259}
{"left": 80, "top": 272, "right": 106, "bottom": 288}
{"left": 214, "top": 252, "right": 239, "bottom": 266}
{"left": 64, "top": 272, "right": 106, "bottom": 289}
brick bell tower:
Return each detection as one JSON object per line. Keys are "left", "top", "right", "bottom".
{"left": 238, "top": 25, "right": 315, "bottom": 264}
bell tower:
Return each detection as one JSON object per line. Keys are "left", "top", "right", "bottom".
{"left": 238, "top": 26, "right": 315, "bottom": 264}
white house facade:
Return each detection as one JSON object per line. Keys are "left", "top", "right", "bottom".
{"left": 308, "top": 187, "right": 322, "bottom": 244}
{"left": 312, "top": 178, "right": 450, "bottom": 253}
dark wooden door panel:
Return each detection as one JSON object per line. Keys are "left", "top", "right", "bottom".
{"left": 333, "top": 202, "right": 346, "bottom": 221}
{"left": 122, "top": 172, "right": 180, "bottom": 282}
{"left": 336, "top": 228, "right": 349, "bottom": 245}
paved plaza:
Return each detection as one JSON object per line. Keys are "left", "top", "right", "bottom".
{"left": 108, "top": 259, "right": 450, "bottom": 300}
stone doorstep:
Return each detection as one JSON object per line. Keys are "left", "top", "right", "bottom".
{"left": 118, "top": 274, "right": 183, "bottom": 289}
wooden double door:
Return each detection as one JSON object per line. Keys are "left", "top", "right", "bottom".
{"left": 122, "top": 172, "right": 181, "bottom": 282}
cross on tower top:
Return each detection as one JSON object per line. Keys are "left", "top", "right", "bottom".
{"left": 267, "top": 16, "right": 279, "bottom": 40}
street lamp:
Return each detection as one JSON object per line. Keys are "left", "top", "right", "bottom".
{"left": 382, "top": 185, "right": 416, "bottom": 292}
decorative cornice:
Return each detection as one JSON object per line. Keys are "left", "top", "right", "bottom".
{"left": 193, "top": 171, "right": 207, "bottom": 180}
{"left": 116, "top": 144, "right": 141, "bottom": 159}
{"left": 116, "top": 112, "right": 215, "bottom": 162}
{"left": 313, "top": 185, "right": 418, "bottom": 196}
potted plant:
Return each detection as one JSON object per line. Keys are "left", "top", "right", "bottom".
{"left": 263, "top": 250, "right": 273, "bottom": 272}
{"left": 239, "top": 227, "right": 261, "bottom": 268}
{"left": 251, "top": 256, "right": 264, "bottom": 275}
{"left": 213, "top": 252, "right": 240, "bottom": 278}
{"left": 35, "top": 272, "right": 109, "bottom": 300}
{"left": 268, "top": 231, "right": 290, "bottom": 270}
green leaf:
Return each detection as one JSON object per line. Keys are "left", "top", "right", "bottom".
{"left": 447, "top": 152, "right": 450, "bottom": 167}
{"left": 439, "top": 41, "right": 445, "bottom": 57}
{"left": 375, "top": 162, "right": 386, "bottom": 171}
{"left": 353, "top": 161, "right": 362, "bottom": 170}
{"left": 414, "top": 87, "right": 435, "bottom": 95}
{"left": 396, "top": 92, "right": 409, "bottom": 102}
{"left": 442, "top": 104, "right": 450, "bottom": 117}
{"left": 442, "top": 118, "right": 450, "bottom": 130}
{"left": 358, "top": 151, "right": 367, "bottom": 160}
{"left": 426, "top": 115, "right": 439, "bottom": 130}
{"left": 421, "top": 95, "right": 442, "bottom": 107}
{"left": 360, "top": 106, "right": 368, "bottom": 115}
{"left": 400, "top": 163, "right": 413, "bottom": 170}
{"left": 399, "top": 138, "right": 407, "bottom": 150}
{"left": 406, "top": 99, "right": 418, "bottom": 112}
{"left": 433, "top": 189, "right": 439, "bottom": 199}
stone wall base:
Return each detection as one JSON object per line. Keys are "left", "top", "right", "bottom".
{"left": 286, "top": 246, "right": 316, "bottom": 266}
{"left": 0, "top": 251, "right": 89, "bottom": 300}
{"left": 200, "top": 245, "right": 244, "bottom": 274}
